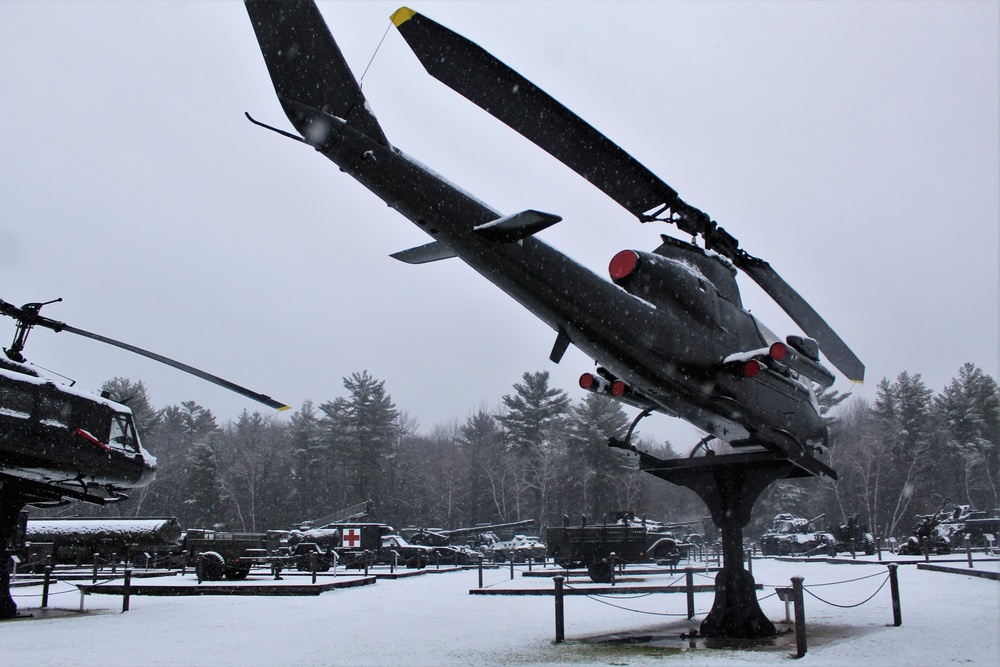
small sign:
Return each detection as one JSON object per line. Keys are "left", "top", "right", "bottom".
{"left": 343, "top": 528, "right": 362, "bottom": 548}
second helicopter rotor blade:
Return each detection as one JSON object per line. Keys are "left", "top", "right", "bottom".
{"left": 734, "top": 256, "right": 865, "bottom": 383}
{"left": 391, "top": 8, "right": 713, "bottom": 238}
{"left": 61, "top": 324, "right": 291, "bottom": 411}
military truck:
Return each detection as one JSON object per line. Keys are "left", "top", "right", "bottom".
{"left": 184, "top": 529, "right": 281, "bottom": 580}
{"left": 547, "top": 520, "right": 646, "bottom": 583}
{"left": 288, "top": 522, "right": 394, "bottom": 569}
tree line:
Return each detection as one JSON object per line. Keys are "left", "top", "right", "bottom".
{"left": 40, "top": 364, "right": 998, "bottom": 544}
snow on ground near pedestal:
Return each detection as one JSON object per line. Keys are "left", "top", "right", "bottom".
{"left": 2, "top": 557, "right": 997, "bottom": 666}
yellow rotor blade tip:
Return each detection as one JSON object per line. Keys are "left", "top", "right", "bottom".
{"left": 391, "top": 7, "right": 416, "bottom": 27}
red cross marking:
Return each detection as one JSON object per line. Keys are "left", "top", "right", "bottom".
{"left": 343, "top": 528, "right": 361, "bottom": 548}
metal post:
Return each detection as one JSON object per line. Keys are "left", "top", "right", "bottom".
{"left": 310, "top": 552, "right": 317, "bottom": 584}
{"left": 41, "top": 565, "right": 51, "bottom": 609}
{"left": 965, "top": 536, "right": 973, "bottom": 569}
{"left": 888, "top": 563, "right": 902, "bottom": 626}
{"left": 876, "top": 537, "right": 882, "bottom": 562}
{"left": 509, "top": 557, "right": 514, "bottom": 580}
{"left": 922, "top": 537, "right": 930, "bottom": 562}
{"left": 554, "top": 575, "right": 565, "bottom": 643}
{"left": 364, "top": 550, "right": 370, "bottom": 577}
{"left": 791, "top": 576, "right": 806, "bottom": 658}
{"left": 685, "top": 567, "right": 695, "bottom": 620}
{"left": 111, "top": 554, "right": 117, "bottom": 576}
{"left": 196, "top": 554, "right": 204, "bottom": 584}
{"left": 850, "top": 538, "right": 857, "bottom": 559}
{"left": 477, "top": 555, "right": 484, "bottom": 589}
{"left": 122, "top": 569, "right": 132, "bottom": 613}
{"left": 93, "top": 553, "right": 100, "bottom": 584}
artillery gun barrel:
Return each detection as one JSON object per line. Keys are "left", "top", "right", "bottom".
{"left": 443, "top": 518, "right": 536, "bottom": 538}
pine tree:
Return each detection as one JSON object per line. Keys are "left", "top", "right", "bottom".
{"left": 134, "top": 400, "right": 217, "bottom": 519}
{"left": 183, "top": 437, "right": 222, "bottom": 528}
{"left": 872, "top": 372, "right": 935, "bottom": 536}
{"left": 337, "top": 371, "right": 399, "bottom": 505}
{"left": 459, "top": 408, "right": 507, "bottom": 522}
{"left": 497, "top": 371, "right": 570, "bottom": 523}
{"left": 287, "top": 400, "right": 328, "bottom": 519}
{"left": 563, "top": 393, "right": 631, "bottom": 520}
{"left": 935, "top": 363, "right": 1000, "bottom": 509}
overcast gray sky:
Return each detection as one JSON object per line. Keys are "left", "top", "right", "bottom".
{"left": 1, "top": 1, "right": 997, "bottom": 445}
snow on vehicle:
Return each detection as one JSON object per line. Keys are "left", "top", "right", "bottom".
{"left": 759, "top": 513, "right": 837, "bottom": 557}
{"left": 21, "top": 516, "right": 182, "bottom": 571}
{"left": 487, "top": 534, "right": 546, "bottom": 564}
{"left": 379, "top": 534, "right": 435, "bottom": 568}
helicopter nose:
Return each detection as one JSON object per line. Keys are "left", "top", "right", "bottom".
{"left": 136, "top": 455, "right": 157, "bottom": 487}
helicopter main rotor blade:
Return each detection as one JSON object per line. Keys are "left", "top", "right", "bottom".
{"left": 390, "top": 8, "right": 714, "bottom": 239}
{"left": 2, "top": 298, "right": 290, "bottom": 409}
{"left": 734, "top": 257, "right": 865, "bottom": 383}
{"left": 393, "top": 8, "right": 865, "bottom": 384}
{"left": 59, "top": 324, "right": 291, "bottom": 411}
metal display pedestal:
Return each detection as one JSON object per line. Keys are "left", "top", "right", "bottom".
{"left": 637, "top": 449, "right": 830, "bottom": 639}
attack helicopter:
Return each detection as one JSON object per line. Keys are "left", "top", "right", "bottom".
{"left": 244, "top": 1, "right": 863, "bottom": 473}
{"left": 244, "top": 1, "right": 865, "bottom": 639}
{"left": 0, "top": 297, "right": 288, "bottom": 618}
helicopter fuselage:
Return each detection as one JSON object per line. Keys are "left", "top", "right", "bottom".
{"left": 0, "top": 365, "right": 156, "bottom": 499}
{"left": 270, "top": 105, "right": 826, "bottom": 458}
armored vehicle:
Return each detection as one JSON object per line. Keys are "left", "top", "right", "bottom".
{"left": 759, "top": 513, "right": 836, "bottom": 557}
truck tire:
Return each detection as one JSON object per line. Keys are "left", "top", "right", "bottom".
{"left": 225, "top": 565, "right": 251, "bottom": 580}
{"left": 587, "top": 559, "right": 614, "bottom": 584}
{"left": 198, "top": 551, "right": 226, "bottom": 581}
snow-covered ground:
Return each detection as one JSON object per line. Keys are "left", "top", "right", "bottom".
{"left": 2, "top": 556, "right": 997, "bottom": 666}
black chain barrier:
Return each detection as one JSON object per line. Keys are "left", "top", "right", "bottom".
{"left": 564, "top": 575, "right": 703, "bottom": 617}
{"left": 803, "top": 573, "right": 891, "bottom": 609}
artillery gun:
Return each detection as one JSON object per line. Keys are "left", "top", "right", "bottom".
{"left": 830, "top": 513, "right": 876, "bottom": 555}
{"left": 895, "top": 502, "right": 1000, "bottom": 555}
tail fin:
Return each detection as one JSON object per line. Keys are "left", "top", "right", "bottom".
{"left": 245, "top": 0, "right": 388, "bottom": 147}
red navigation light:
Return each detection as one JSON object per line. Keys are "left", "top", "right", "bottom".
{"left": 609, "top": 250, "right": 639, "bottom": 282}
{"left": 611, "top": 380, "right": 626, "bottom": 396}
{"left": 579, "top": 373, "right": 596, "bottom": 390}
{"left": 769, "top": 342, "right": 788, "bottom": 361}
{"left": 744, "top": 360, "right": 763, "bottom": 378}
